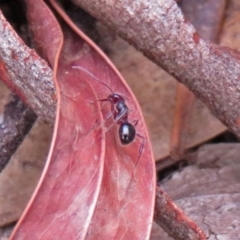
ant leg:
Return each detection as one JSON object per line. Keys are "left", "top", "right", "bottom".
{"left": 96, "top": 98, "right": 109, "bottom": 102}
{"left": 87, "top": 98, "right": 108, "bottom": 105}
{"left": 96, "top": 111, "right": 114, "bottom": 130}
{"left": 89, "top": 98, "right": 114, "bottom": 130}
{"left": 104, "top": 120, "right": 117, "bottom": 133}
{"left": 135, "top": 133, "right": 146, "bottom": 166}
{"left": 137, "top": 134, "right": 146, "bottom": 155}
{"left": 95, "top": 110, "right": 115, "bottom": 132}
{"left": 105, "top": 111, "right": 114, "bottom": 121}
{"left": 88, "top": 98, "right": 110, "bottom": 113}
{"left": 127, "top": 119, "right": 146, "bottom": 165}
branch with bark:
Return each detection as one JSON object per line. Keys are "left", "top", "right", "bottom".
{"left": 0, "top": 94, "right": 36, "bottom": 172}
{"left": 72, "top": 0, "right": 240, "bottom": 138}
{"left": 1, "top": 1, "right": 240, "bottom": 139}
{"left": 0, "top": 10, "right": 55, "bottom": 125}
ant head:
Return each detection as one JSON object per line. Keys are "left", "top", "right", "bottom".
{"left": 108, "top": 93, "right": 125, "bottom": 104}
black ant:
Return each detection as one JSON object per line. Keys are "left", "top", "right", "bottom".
{"left": 72, "top": 66, "right": 145, "bottom": 164}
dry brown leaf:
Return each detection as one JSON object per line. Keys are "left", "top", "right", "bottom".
{"left": 220, "top": 0, "right": 240, "bottom": 51}
{"left": 160, "top": 144, "right": 240, "bottom": 239}
{"left": 0, "top": 120, "right": 52, "bottom": 226}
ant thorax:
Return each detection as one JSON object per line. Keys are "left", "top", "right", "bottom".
{"left": 113, "top": 101, "right": 129, "bottom": 124}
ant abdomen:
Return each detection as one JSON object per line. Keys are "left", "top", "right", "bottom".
{"left": 119, "top": 122, "right": 136, "bottom": 145}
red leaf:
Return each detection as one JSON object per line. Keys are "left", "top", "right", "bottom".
{"left": 10, "top": 0, "right": 156, "bottom": 239}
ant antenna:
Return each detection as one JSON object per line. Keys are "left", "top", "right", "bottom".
{"left": 72, "top": 65, "right": 114, "bottom": 93}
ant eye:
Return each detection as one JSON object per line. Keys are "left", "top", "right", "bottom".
{"left": 119, "top": 123, "right": 136, "bottom": 145}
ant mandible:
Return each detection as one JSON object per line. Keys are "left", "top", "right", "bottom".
{"left": 72, "top": 66, "right": 145, "bottom": 164}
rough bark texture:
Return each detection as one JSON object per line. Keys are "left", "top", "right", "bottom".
{"left": 0, "top": 10, "right": 55, "bottom": 125}
{"left": 169, "top": 0, "right": 226, "bottom": 159}
{"left": 154, "top": 187, "right": 206, "bottom": 240}
{"left": 161, "top": 143, "right": 240, "bottom": 239}
{"left": 0, "top": 94, "right": 36, "bottom": 172}
{"left": 72, "top": 0, "right": 240, "bottom": 138}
